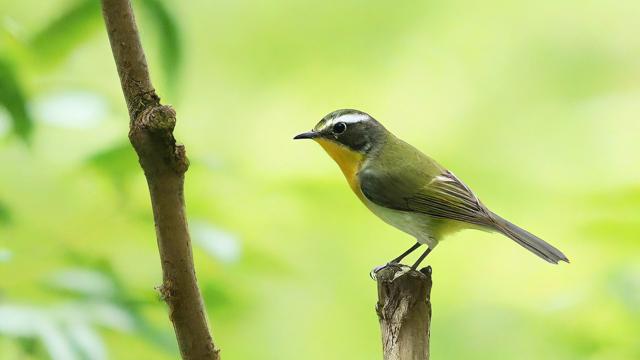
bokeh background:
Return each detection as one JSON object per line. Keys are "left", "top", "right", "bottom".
{"left": 1, "top": 0, "right": 639, "bottom": 359}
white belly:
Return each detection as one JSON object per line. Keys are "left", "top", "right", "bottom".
{"left": 363, "top": 198, "right": 438, "bottom": 248}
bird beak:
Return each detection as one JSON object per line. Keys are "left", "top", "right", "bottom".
{"left": 293, "top": 131, "right": 319, "bottom": 140}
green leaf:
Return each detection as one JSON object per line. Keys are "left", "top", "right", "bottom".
{"left": 28, "top": 0, "right": 102, "bottom": 68}
{"left": 138, "top": 0, "right": 182, "bottom": 93}
{"left": 0, "top": 57, "right": 33, "bottom": 142}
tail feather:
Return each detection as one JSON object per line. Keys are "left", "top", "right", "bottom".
{"left": 489, "top": 213, "right": 569, "bottom": 264}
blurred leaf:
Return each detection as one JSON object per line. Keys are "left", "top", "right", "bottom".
{"left": 0, "top": 301, "right": 134, "bottom": 359}
{"left": 16, "top": 337, "right": 43, "bottom": 357}
{"left": 52, "top": 257, "right": 177, "bottom": 353}
{"left": 139, "top": 0, "right": 182, "bottom": 93}
{"left": 201, "top": 281, "right": 235, "bottom": 309}
{"left": 0, "top": 107, "right": 10, "bottom": 136}
{"left": 0, "top": 305, "right": 42, "bottom": 337}
{"left": 0, "top": 308, "right": 78, "bottom": 358}
{"left": 60, "top": 254, "right": 155, "bottom": 307}
{"left": 28, "top": 0, "right": 102, "bottom": 68}
{"left": 62, "top": 252, "right": 118, "bottom": 277}
{"left": 86, "top": 141, "right": 139, "bottom": 189}
{"left": 0, "top": 57, "right": 33, "bottom": 142}
{"left": 1, "top": 17, "right": 30, "bottom": 61}
{"left": 33, "top": 91, "right": 108, "bottom": 129}
{"left": 199, "top": 279, "right": 249, "bottom": 322}
{"left": 66, "top": 322, "right": 106, "bottom": 360}
{"left": 128, "top": 312, "right": 177, "bottom": 354}
{"left": 37, "top": 318, "right": 78, "bottom": 360}
{"left": 191, "top": 220, "right": 241, "bottom": 263}
{"left": 54, "top": 302, "right": 135, "bottom": 332}
{"left": 0, "top": 201, "right": 11, "bottom": 225}
{"left": 46, "top": 268, "right": 118, "bottom": 299}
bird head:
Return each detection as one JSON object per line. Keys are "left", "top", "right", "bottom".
{"left": 294, "top": 109, "right": 387, "bottom": 155}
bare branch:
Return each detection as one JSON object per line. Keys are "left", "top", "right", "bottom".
{"left": 100, "top": 0, "right": 219, "bottom": 358}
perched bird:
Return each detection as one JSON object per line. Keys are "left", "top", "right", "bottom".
{"left": 294, "top": 109, "right": 569, "bottom": 270}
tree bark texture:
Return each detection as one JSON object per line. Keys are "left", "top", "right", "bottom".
{"left": 100, "top": 1, "right": 219, "bottom": 359}
{"left": 376, "top": 265, "right": 432, "bottom": 360}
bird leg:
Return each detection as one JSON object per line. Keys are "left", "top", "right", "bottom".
{"left": 390, "top": 242, "right": 422, "bottom": 264}
{"left": 411, "top": 247, "right": 433, "bottom": 270}
{"left": 370, "top": 242, "right": 423, "bottom": 280}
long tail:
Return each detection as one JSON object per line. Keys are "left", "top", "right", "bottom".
{"left": 489, "top": 212, "right": 569, "bottom": 264}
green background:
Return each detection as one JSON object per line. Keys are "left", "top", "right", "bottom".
{"left": 1, "top": 0, "right": 639, "bottom": 359}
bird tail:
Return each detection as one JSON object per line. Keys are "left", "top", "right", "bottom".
{"left": 488, "top": 212, "right": 569, "bottom": 264}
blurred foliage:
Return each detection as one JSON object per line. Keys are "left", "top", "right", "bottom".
{"left": 138, "top": 0, "right": 182, "bottom": 94}
{"left": 0, "top": 201, "right": 12, "bottom": 225}
{"left": 28, "top": 0, "right": 102, "bottom": 68}
{"left": 0, "top": 0, "right": 181, "bottom": 145}
{"left": 0, "top": 56, "right": 32, "bottom": 142}
{"left": 0, "top": 260, "right": 175, "bottom": 359}
{"left": 1, "top": 0, "right": 640, "bottom": 359}
{"left": 86, "top": 141, "right": 139, "bottom": 191}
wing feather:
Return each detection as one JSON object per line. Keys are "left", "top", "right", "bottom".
{"left": 360, "top": 167, "right": 491, "bottom": 226}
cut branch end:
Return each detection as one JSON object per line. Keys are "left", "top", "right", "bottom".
{"left": 376, "top": 264, "right": 432, "bottom": 360}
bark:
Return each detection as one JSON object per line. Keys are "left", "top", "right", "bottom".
{"left": 99, "top": 1, "right": 219, "bottom": 359}
{"left": 376, "top": 264, "right": 432, "bottom": 360}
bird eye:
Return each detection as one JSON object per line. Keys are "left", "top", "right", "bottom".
{"left": 332, "top": 122, "right": 347, "bottom": 134}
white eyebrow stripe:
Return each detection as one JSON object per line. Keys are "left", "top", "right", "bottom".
{"left": 334, "top": 113, "right": 369, "bottom": 124}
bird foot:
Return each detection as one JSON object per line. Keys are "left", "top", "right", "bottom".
{"left": 370, "top": 262, "right": 432, "bottom": 281}
{"left": 369, "top": 262, "right": 409, "bottom": 281}
{"left": 369, "top": 264, "right": 387, "bottom": 280}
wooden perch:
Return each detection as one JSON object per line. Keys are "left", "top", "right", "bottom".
{"left": 100, "top": 0, "right": 219, "bottom": 359}
{"left": 376, "top": 264, "right": 433, "bottom": 360}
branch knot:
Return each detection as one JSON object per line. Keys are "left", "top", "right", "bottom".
{"left": 157, "top": 279, "right": 175, "bottom": 302}
{"left": 137, "top": 105, "right": 176, "bottom": 132}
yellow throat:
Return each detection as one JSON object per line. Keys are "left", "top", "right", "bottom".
{"left": 315, "top": 138, "right": 364, "bottom": 196}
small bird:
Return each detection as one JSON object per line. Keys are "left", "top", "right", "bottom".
{"left": 294, "top": 109, "right": 569, "bottom": 270}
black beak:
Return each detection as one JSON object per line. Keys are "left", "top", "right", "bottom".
{"left": 293, "top": 131, "right": 319, "bottom": 140}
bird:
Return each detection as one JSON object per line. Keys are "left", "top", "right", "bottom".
{"left": 294, "top": 109, "right": 569, "bottom": 270}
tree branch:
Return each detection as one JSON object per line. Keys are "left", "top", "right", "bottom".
{"left": 100, "top": 1, "right": 219, "bottom": 359}
{"left": 376, "top": 265, "right": 432, "bottom": 360}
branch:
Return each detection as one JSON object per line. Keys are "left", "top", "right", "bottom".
{"left": 100, "top": 1, "right": 219, "bottom": 359}
{"left": 376, "top": 264, "right": 432, "bottom": 360}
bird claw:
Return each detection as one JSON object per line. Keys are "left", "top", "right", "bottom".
{"left": 369, "top": 262, "right": 401, "bottom": 281}
{"left": 371, "top": 262, "right": 426, "bottom": 281}
{"left": 369, "top": 264, "right": 386, "bottom": 280}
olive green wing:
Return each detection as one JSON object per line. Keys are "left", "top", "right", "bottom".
{"left": 359, "top": 167, "right": 491, "bottom": 226}
{"left": 409, "top": 170, "right": 492, "bottom": 226}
